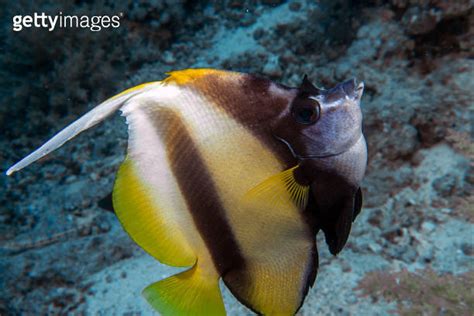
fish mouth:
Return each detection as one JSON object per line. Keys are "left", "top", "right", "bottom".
{"left": 341, "top": 78, "right": 364, "bottom": 99}
{"left": 324, "top": 79, "right": 364, "bottom": 103}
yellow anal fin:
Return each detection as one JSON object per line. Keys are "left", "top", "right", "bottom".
{"left": 243, "top": 165, "right": 310, "bottom": 211}
{"left": 113, "top": 158, "right": 196, "bottom": 267}
{"left": 143, "top": 264, "right": 226, "bottom": 316}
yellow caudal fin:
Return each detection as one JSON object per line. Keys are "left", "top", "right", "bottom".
{"left": 113, "top": 158, "right": 196, "bottom": 267}
{"left": 243, "top": 165, "right": 310, "bottom": 211}
{"left": 143, "top": 264, "right": 226, "bottom": 316}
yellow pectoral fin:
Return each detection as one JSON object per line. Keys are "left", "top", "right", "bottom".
{"left": 113, "top": 158, "right": 196, "bottom": 267}
{"left": 243, "top": 165, "right": 310, "bottom": 211}
{"left": 226, "top": 165, "right": 315, "bottom": 315}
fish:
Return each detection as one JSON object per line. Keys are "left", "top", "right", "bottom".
{"left": 6, "top": 68, "right": 367, "bottom": 315}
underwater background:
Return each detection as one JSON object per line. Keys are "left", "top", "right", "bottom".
{"left": 1, "top": 0, "right": 472, "bottom": 315}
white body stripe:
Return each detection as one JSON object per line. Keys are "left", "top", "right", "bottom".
{"left": 121, "top": 91, "right": 210, "bottom": 255}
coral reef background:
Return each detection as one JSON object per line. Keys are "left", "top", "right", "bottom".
{"left": 1, "top": 0, "right": 472, "bottom": 314}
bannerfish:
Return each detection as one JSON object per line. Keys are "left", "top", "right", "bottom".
{"left": 6, "top": 69, "right": 367, "bottom": 315}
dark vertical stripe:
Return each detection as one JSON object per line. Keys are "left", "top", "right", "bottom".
{"left": 192, "top": 72, "right": 297, "bottom": 168}
{"left": 195, "top": 74, "right": 290, "bottom": 127}
{"left": 194, "top": 72, "right": 320, "bottom": 298}
{"left": 147, "top": 107, "right": 246, "bottom": 275}
{"left": 158, "top": 71, "right": 319, "bottom": 314}
{"left": 183, "top": 71, "right": 319, "bottom": 312}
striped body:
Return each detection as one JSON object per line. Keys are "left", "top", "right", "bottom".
{"left": 115, "top": 69, "right": 317, "bottom": 314}
{"left": 7, "top": 68, "right": 367, "bottom": 316}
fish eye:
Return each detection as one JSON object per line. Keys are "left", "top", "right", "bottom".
{"left": 291, "top": 99, "right": 320, "bottom": 125}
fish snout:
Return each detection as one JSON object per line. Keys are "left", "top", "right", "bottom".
{"left": 340, "top": 78, "right": 364, "bottom": 101}
{"left": 324, "top": 79, "right": 364, "bottom": 104}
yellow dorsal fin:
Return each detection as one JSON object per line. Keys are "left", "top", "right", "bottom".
{"left": 163, "top": 68, "right": 224, "bottom": 85}
{"left": 243, "top": 165, "right": 310, "bottom": 211}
